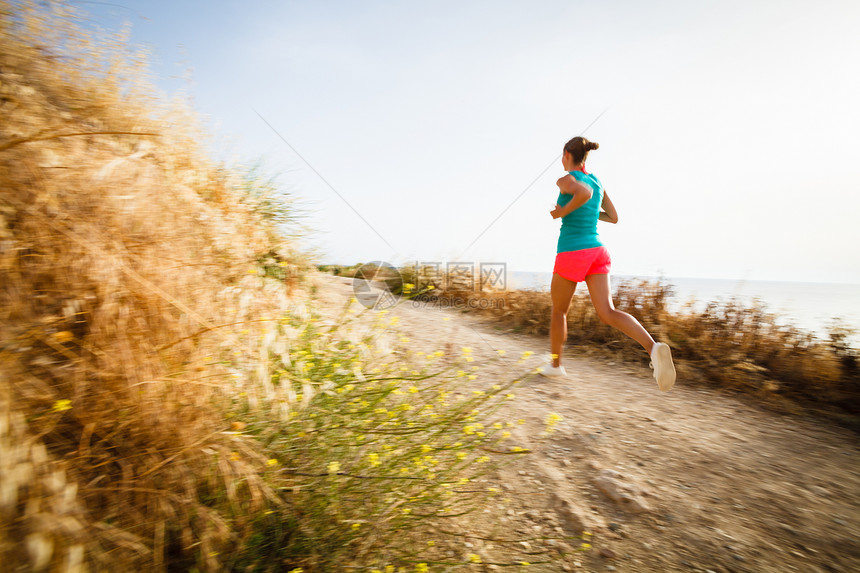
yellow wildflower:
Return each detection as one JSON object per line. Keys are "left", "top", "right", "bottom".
{"left": 53, "top": 331, "right": 74, "bottom": 343}
{"left": 51, "top": 399, "right": 72, "bottom": 412}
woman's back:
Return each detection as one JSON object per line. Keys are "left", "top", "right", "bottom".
{"left": 556, "top": 171, "right": 604, "bottom": 253}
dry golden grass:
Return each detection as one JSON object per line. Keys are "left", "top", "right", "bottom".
{"left": 1, "top": 5, "right": 564, "bottom": 571}
{"left": 415, "top": 277, "right": 859, "bottom": 426}
{"left": 1, "top": 2, "right": 307, "bottom": 570}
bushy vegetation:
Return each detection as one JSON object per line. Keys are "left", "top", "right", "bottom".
{"left": 418, "top": 276, "right": 859, "bottom": 425}
{"left": 228, "top": 304, "right": 555, "bottom": 571}
{"left": 0, "top": 3, "right": 571, "bottom": 571}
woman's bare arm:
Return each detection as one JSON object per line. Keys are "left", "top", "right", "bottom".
{"left": 550, "top": 175, "right": 592, "bottom": 219}
{"left": 598, "top": 191, "right": 618, "bottom": 223}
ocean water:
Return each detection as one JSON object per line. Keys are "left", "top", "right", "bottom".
{"left": 508, "top": 271, "right": 860, "bottom": 345}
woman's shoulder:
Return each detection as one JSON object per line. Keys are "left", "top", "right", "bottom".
{"left": 557, "top": 172, "right": 579, "bottom": 188}
{"left": 568, "top": 170, "right": 602, "bottom": 188}
{"left": 558, "top": 174, "right": 594, "bottom": 196}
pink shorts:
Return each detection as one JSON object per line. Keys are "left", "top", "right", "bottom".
{"left": 553, "top": 247, "right": 611, "bottom": 282}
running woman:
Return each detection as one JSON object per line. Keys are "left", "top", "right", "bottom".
{"left": 540, "top": 136, "right": 676, "bottom": 391}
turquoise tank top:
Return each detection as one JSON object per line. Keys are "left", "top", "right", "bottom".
{"left": 556, "top": 170, "right": 604, "bottom": 253}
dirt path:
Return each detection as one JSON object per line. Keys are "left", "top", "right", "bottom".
{"left": 313, "top": 275, "right": 860, "bottom": 573}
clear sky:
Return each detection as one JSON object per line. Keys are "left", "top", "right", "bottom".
{"left": 78, "top": 0, "right": 860, "bottom": 283}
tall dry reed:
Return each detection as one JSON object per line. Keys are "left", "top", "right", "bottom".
{"left": 1, "top": 4, "right": 571, "bottom": 571}
{"left": 408, "top": 272, "right": 859, "bottom": 426}
{"left": 1, "top": 2, "right": 306, "bottom": 569}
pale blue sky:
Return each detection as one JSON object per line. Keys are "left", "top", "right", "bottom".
{"left": 80, "top": 0, "right": 860, "bottom": 283}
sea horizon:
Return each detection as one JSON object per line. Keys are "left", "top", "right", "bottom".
{"left": 507, "top": 271, "right": 860, "bottom": 346}
{"left": 508, "top": 271, "right": 860, "bottom": 289}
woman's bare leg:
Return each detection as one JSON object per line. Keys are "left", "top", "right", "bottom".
{"left": 584, "top": 273, "right": 655, "bottom": 353}
{"left": 550, "top": 272, "right": 577, "bottom": 367}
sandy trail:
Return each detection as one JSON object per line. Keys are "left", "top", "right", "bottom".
{"left": 313, "top": 275, "right": 860, "bottom": 573}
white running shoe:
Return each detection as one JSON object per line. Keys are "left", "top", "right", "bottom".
{"left": 537, "top": 363, "right": 567, "bottom": 378}
{"left": 650, "top": 342, "right": 676, "bottom": 392}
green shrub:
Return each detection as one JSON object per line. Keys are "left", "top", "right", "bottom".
{"left": 227, "top": 299, "right": 555, "bottom": 571}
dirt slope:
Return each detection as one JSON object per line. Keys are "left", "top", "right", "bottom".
{"left": 315, "top": 275, "right": 860, "bottom": 573}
